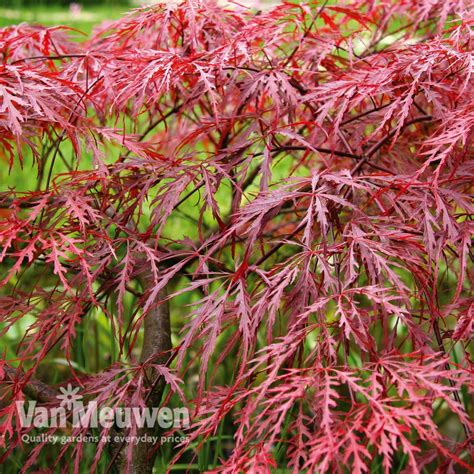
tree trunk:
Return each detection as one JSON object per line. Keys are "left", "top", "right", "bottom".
{"left": 111, "top": 279, "right": 171, "bottom": 474}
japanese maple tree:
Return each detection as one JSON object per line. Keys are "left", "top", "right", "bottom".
{"left": 0, "top": 0, "right": 473, "bottom": 472}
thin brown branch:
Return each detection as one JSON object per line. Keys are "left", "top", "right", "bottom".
{"left": 3, "top": 366, "right": 59, "bottom": 403}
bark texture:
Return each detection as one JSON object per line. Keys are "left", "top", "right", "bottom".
{"left": 114, "top": 277, "right": 171, "bottom": 474}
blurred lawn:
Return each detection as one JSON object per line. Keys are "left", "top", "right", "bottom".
{"left": 0, "top": 3, "right": 131, "bottom": 33}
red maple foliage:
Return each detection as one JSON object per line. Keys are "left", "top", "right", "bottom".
{"left": 0, "top": 0, "right": 473, "bottom": 472}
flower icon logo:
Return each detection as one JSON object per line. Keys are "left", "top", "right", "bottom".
{"left": 56, "top": 384, "right": 83, "bottom": 410}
